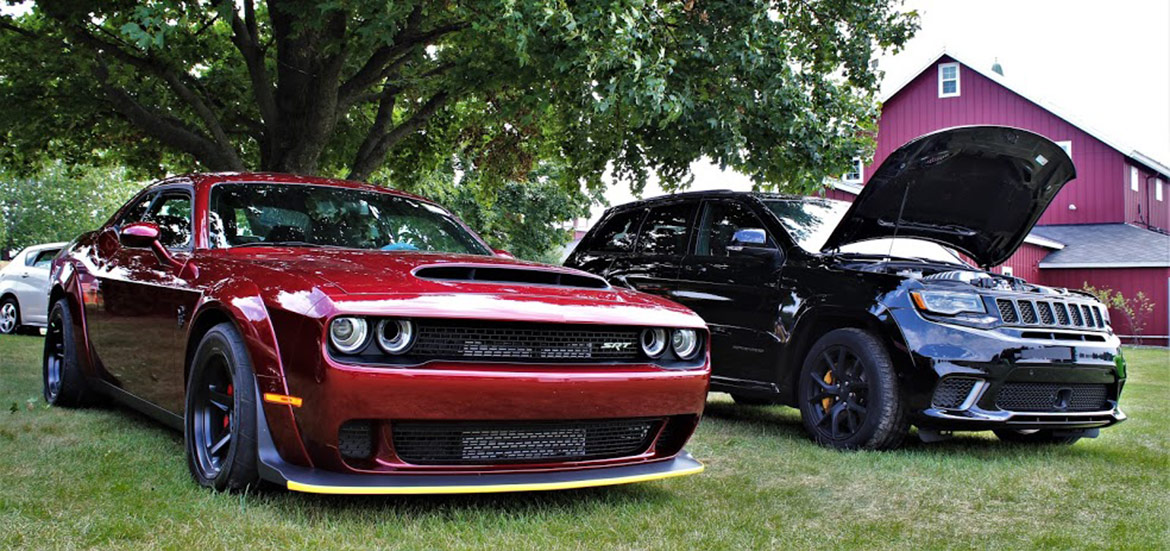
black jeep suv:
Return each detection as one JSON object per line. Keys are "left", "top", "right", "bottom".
{"left": 566, "top": 126, "right": 1126, "bottom": 450}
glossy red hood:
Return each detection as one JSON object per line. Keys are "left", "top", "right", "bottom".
{"left": 215, "top": 248, "right": 703, "bottom": 328}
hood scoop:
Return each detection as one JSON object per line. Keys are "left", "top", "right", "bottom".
{"left": 414, "top": 264, "right": 610, "bottom": 289}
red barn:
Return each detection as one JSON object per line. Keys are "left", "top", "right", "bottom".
{"left": 831, "top": 50, "right": 1170, "bottom": 344}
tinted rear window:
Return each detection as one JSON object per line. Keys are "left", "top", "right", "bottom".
{"left": 636, "top": 202, "right": 696, "bottom": 256}
{"left": 587, "top": 209, "right": 645, "bottom": 253}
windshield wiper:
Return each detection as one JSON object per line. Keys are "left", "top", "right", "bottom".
{"left": 231, "top": 240, "right": 324, "bottom": 248}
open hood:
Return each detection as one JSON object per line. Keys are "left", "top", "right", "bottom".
{"left": 822, "top": 126, "right": 1076, "bottom": 267}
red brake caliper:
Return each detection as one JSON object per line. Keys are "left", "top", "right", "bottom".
{"left": 223, "top": 384, "right": 233, "bottom": 428}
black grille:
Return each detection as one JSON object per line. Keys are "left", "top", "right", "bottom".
{"left": 1018, "top": 301, "right": 1038, "bottom": 324}
{"left": 392, "top": 418, "right": 659, "bottom": 465}
{"left": 995, "top": 383, "right": 1109, "bottom": 412}
{"left": 1054, "top": 303, "right": 1070, "bottom": 325}
{"left": 411, "top": 320, "right": 641, "bottom": 362}
{"left": 997, "top": 299, "right": 1018, "bottom": 323}
{"left": 1036, "top": 302, "right": 1055, "bottom": 325}
{"left": 995, "top": 298, "right": 1108, "bottom": 331}
{"left": 338, "top": 421, "right": 374, "bottom": 460}
{"left": 931, "top": 377, "right": 981, "bottom": 409}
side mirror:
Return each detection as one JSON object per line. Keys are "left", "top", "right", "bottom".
{"left": 493, "top": 248, "right": 515, "bottom": 259}
{"left": 119, "top": 222, "right": 177, "bottom": 267}
{"left": 731, "top": 228, "right": 767, "bottom": 247}
{"left": 119, "top": 222, "right": 161, "bottom": 249}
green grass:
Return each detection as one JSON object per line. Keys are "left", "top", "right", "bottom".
{"left": 1, "top": 335, "right": 1166, "bottom": 550}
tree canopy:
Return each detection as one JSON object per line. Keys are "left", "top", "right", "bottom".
{"left": 0, "top": 0, "right": 917, "bottom": 195}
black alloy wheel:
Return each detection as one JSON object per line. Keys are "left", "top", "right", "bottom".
{"left": 185, "top": 322, "right": 260, "bottom": 491}
{"left": 797, "top": 328, "right": 908, "bottom": 450}
{"left": 42, "top": 299, "right": 92, "bottom": 407}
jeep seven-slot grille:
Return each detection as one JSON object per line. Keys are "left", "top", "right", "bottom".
{"left": 995, "top": 383, "right": 1110, "bottom": 412}
{"left": 391, "top": 419, "right": 659, "bottom": 465}
{"left": 994, "top": 299, "right": 1107, "bottom": 331}
{"left": 410, "top": 320, "right": 641, "bottom": 362}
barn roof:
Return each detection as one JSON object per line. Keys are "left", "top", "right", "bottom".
{"left": 881, "top": 48, "right": 1170, "bottom": 179}
{"left": 1031, "top": 224, "right": 1170, "bottom": 268}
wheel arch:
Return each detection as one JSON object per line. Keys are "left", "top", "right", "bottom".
{"left": 778, "top": 306, "right": 913, "bottom": 405}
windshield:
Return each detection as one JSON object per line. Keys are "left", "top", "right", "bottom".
{"left": 762, "top": 199, "right": 966, "bottom": 265}
{"left": 209, "top": 183, "right": 491, "bottom": 255}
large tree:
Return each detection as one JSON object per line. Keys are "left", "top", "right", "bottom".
{"left": 0, "top": 0, "right": 916, "bottom": 193}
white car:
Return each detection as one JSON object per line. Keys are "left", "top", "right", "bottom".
{"left": 0, "top": 242, "right": 67, "bottom": 334}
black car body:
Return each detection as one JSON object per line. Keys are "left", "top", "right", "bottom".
{"left": 566, "top": 126, "right": 1126, "bottom": 449}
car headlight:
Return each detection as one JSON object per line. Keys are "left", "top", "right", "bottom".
{"left": 910, "top": 290, "right": 986, "bottom": 315}
{"left": 376, "top": 319, "right": 415, "bottom": 354}
{"left": 640, "top": 328, "right": 667, "bottom": 358}
{"left": 329, "top": 316, "right": 369, "bottom": 353}
{"left": 671, "top": 329, "right": 701, "bottom": 360}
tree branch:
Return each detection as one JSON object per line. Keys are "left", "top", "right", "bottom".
{"left": 347, "top": 91, "right": 449, "bottom": 181}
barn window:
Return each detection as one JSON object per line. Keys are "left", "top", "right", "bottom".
{"left": 1131, "top": 166, "right": 1140, "bottom": 192}
{"left": 938, "top": 62, "right": 960, "bottom": 98}
{"left": 1158, "top": 179, "right": 1164, "bottom": 201}
{"left": 844, "top": 157, "right": 863, "bottom": 183}
{"left": 1056, "top": 141, "right": 1072, "bottom": 158}
{"left": 1002, "top": 266, "right": 1014, "bottom": 277}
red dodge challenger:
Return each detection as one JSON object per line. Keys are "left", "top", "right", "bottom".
{"left": 43, "top": 173, "right": 709, "bottom": 494}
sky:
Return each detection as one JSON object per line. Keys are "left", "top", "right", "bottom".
{"left": 588, "top": 0, "right": 1170, "bottom": 225}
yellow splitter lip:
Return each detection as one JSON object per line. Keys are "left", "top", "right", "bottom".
{"left": 268, "top": 453, "right": 705, "bottom": 496}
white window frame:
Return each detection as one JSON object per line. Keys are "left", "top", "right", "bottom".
{"left": 1056, "top": 140, "right": 1072, "bottom": 158}
{"left": 843, "top": 157, "right": 864, "bottom": 183}
{"left": 1002, "top": 266, "right": 1014, "bottom": 277}
{"left": 1158, "top": 179, "right": 1164, "bottom": 202}
{"left": 1131, "top": 166, "right": 1140, "bottom": 192}
{"left": 938, "top": 62, "right": 961, "bottom": 98}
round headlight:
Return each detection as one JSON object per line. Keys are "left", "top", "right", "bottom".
{"left": 671, "top": 329, "right": 700, "bottom": 360}
{"left": 376, "top": 319, "right": 415, "bottom": 354}
{"left": 640, "top": 328, "right": 667, "bottom": 358}
{"left": 329, "top": 317, "right": 368, "bottom": 353}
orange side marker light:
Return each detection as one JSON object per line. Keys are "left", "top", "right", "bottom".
{"left": 263, "top": 393, "right": 303, "bottom": 407}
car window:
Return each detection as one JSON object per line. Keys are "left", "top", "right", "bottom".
{"left": 113, "top": 193, "right": 155, "bottom": 229}
{"left": 145, "top": 192, "right": 193, "bottom": 250}
{"left": 27, "top": 249, "right": 60, "bottom": 269}
{"left": 588, "top": 209, "right": 645, "bottom": 253}
{"left": 637, "top": 202, "right": 696, "bottom": 257}
{"left": 695, "top": 201, "right": 774, "bottom": 257}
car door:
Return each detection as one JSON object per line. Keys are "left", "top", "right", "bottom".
{"left": 86, "top": 187, "right": 201, "bottom": 413}
{"left": 610, "top": 201, "right": 696, "bottom": 295}
{"left": 20, "top": 247, "right": 61, "bottom": 325}
{"left": 673, "top": 199, "right": 788, "bottom": 386}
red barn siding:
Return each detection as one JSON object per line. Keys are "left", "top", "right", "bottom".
{"left": 822, "top": 188, "right": 858, "bottom": 202}
{"left": 1124, "top": 164, "right": 1170, "bottom": 231}
{"left": 998, "top": 243, "right": 1049, "bottom": 282}
{"left": 870, "top": 56, "right": 1128, "bottom": 226}
{"left": 1040, "top": 267, "right": 1170, "bottom": 344}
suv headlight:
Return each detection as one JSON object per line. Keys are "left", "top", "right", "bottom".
{"left": 910, "top": 290, "right": 986, "bottom": 315}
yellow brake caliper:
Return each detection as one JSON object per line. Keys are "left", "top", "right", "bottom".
{"left": 822, "top": 371, "right": 834, "bottom": 412}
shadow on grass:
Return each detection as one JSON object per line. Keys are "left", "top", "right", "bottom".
{"left": 700, "top": 398, "right": 1130, "bottom": 461}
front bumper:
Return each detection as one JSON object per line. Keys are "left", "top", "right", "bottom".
{"left": 254, "top": 397, "right": 703, "bottom": 494}
{"left": 890, "top": 307, "right": 1127, "bottom": 432}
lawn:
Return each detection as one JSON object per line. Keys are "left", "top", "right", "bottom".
{"left": 1, "top": 335, "right": 1166, "bottom": 550}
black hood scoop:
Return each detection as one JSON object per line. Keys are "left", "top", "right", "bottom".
{"left": 414, "top": 264, "right": 610, "bottom": 289}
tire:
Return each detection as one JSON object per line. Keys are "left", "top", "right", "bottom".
{"left": 993, "top": 429, "right": 1082, "bottom": 445}
{"left": 184, "top": 322, "right": 260, "bottom": 491}
{"left": 43, "top": 299, "right": 93, "bottom": 407}
{"left": 731, "top": 394, "right": 780, "bottom": 406}
{"left": 797, "top": 328, "right": 908, "bottom": 450}
{"left": 0, "top": 296, "right": 20, "bottom": 335}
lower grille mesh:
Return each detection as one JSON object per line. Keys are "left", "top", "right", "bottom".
{"left": 931, "top": 377, "right": 981, "bottom": 409}
{"left": 995, "top": 383, "right": 1109, "bottom": 412}
{"left": 392, "top": 418, "right": 659, "bottom": 465}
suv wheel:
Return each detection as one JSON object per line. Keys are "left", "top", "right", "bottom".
{"left": 993, "top": 429, "right": 1082, "bottom": 445}
{"left": 797, "top": 328, "right": 908, "bottom": 450}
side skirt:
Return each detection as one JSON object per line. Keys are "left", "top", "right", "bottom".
{"left": 91, "top": 378, "right": 184, "bottom": 431}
